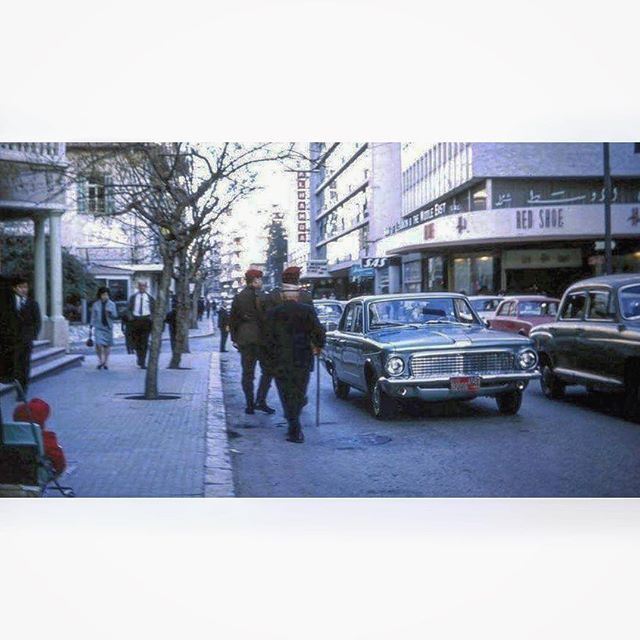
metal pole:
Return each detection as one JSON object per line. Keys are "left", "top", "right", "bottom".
{"left": 315, "top": 353, "right": 320, "bottom": 428}
{"left": 603, "top": 142, "right": 613, "bottom": 275}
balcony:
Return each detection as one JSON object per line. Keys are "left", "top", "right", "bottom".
{"left": 0, "top": 142, "right": 67, "bottom": 165}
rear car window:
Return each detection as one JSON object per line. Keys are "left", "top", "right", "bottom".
{"left": 519, "top": 301, "right": 558, "bottom": 316}
{"left": 560, "top": 292, "right": 587, "bottom": 320}
{"left": 587, "top": 290, "right": 613, "bottom": 320}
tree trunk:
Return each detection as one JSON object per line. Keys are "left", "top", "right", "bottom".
{"left": 144, "top": 253, "right": 173, "bottom": 399}
{"left": 168, "top": 248, "right": 190, "bottom": 368}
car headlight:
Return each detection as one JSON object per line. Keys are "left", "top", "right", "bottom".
{"left": 385, "top": 356, "right": 405, "bottom": 377}
{"left": 517, "top": 349, "right": 538, "bottom": 370}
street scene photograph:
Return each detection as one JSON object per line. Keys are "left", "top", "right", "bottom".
{"left": 2, "top": 141, "right": 640, "bottom": 497}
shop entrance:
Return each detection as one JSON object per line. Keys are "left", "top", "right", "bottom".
{"left": 505, "top": 268, "right": 584, "bottom": 297}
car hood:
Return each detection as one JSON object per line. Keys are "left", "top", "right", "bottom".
{"left": 367, "top": 324, "right": 531, "bottom": 350}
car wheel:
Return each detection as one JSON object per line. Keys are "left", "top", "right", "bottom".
{"left": 496, "top": 389, "right": 523, "bottom": 415}
{"left": 331, "top": 367, "right": 350, "bottom": 400}
{"left": 368, "top": 378, "right": 398, "bottom": 420}
{"left": 540, "top": 363, "right": 565, "bottom": 400}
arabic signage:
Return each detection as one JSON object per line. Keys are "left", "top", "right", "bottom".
{"left": 350, "top": 265, "right": 376, "bottom": 279}
{"left": 376, "top": 203, "right": 640, "bottom": 254}
{"left": 503, "top": 248, "right": 583, "bottom": 270}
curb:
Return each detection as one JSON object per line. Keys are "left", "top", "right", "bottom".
{"left": 204, "top": 351, "right": 235, "bottom": 497}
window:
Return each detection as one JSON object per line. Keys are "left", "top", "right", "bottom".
{"left": 497, "top": 301, "right": 514, "bottom": 316}
{"left": 560, "top": 292, "right": 587, "bottom": 320}
{"left": 352, "top": 304, "right": 364, "bottom": 333}
{"left": 78, "top": 174, "right": 114, "bottom": 215}
{"left": 518, "top": 300, "right": 559, "bottom": 317}
{"left": 619, "top": 285, "right": 640, "bottom": 319}
{"left": 341, "top": 304, "right": 355, "bottom": 331}
{"left": 587, "top": 290, "right": 614, "bottom": 320}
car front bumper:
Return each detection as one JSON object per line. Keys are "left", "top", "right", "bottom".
{"left": 378, "top": 371, "right": 541, "bottom": 402}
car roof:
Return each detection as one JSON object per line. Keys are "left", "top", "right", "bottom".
{"left": 345, "top": 292, "right": 470, "bottom": 304}
{"left": 501, "top": 295, "right": 560, "bottom": 302}
{"left": 566, "top": 273, "right": 640, "bottom": 290}
{"left": 468, "top": 295, "right": 503, "bottom": 300}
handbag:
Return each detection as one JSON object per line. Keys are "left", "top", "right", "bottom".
{"left": 86, "top": 326, "right": 94, "bottom": 347}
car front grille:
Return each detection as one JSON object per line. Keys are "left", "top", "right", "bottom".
{"left": 410, "top": 351, "right": 515, "bottom": 378}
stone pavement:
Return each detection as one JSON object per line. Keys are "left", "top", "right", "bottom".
{"left": 0, "top": 343, "right": 231, "bottom": 497}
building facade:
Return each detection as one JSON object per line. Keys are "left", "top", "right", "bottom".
{"left": 376, "top": 143, "right": 640, "bottom": 297}
{"left": 0, "top": 143, "right": 69, "bottom": 346}
{"left": 306, "top": 142, "right": 401, "bottom": 298}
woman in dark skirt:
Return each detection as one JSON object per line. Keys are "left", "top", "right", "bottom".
{"left": 90, "top": 287, "right": 118, "bottom": 370}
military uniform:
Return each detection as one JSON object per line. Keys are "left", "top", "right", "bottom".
{"left": 230, "top": 284, "right": 273, "bottom": 413}
{"left": 264, "top": 299, "right": 325, "bottom": 443}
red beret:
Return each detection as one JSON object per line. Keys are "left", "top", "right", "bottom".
{"left": 245, "top": 269, "right": 263, "bottom": 279}
{"left": 283, "top": 266, "right": 301, "bottom": 276}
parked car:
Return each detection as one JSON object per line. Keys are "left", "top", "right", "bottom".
{"left": 488, "top": 296, "right": 559, "bottom": 336}
{"left": 530, "top": 274, "right": 640, "bottom": 422}
{"left": 322, "top": 293, "right": 540, "bottom": 419}
{"left": 468, "top": 295, "right": 504, "bottom": 321}
{"left": 313, "top": 299, "right": 346, "bottom": 331}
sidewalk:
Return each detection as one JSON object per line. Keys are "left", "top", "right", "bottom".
{"left": 68, "top": 317, "right": 216, "bottom": 347}
{"left": 0, "top": 345, "right": 231, "bottom": 497}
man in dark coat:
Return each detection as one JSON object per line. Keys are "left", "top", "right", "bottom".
{"left": 263, "top": 266, "right": 313, "bottom": 311}
{"left": 264, "top": 283, "right": 325, "bottom": 443}
{"left": 128, "top": 281, "right": 156, "bottom": 369}
{"left": 8, "top": 275, "right": 42, "bottom": 395}
{"left": 230, "top": 269, "right": 274, "bottom": 415}
{"left": 217, "top": 303, "right": 230, "bottom": 352}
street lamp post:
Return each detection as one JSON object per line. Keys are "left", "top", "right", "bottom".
{"left": 603, "top": 142, "right": 613, "bottom": 275}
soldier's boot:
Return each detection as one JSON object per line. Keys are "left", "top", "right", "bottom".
{"left": 286, "top": 419, "right": 304, "bottom": 444}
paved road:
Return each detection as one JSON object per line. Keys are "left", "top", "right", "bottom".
{"left": 221, "top": 351, "right": 640, "bottom": 497}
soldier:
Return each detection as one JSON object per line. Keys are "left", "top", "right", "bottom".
{"left": 263, "top": 266, "right": 313, "bottom": 311}
{"left": 230, "top": 269, "right": 275, "bottom": 415}
{"left": 264, "top": 281, "right": 325, "bottom": 443}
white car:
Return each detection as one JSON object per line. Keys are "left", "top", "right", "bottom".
{"left": 468, "top": 296, "right": 504, "bottom": 321}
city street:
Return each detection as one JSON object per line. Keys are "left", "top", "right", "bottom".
{"left": 221, "top": 350, "right": 640, "bottom": 497}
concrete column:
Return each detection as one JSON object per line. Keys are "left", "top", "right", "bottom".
{"left": 389, "top": 264, "right": 401, "bottom": 293}
{"left": 32, "top": 216, "right": 48, "bottom": 334}
{"left": 46, "top": 211, "right": 69, "bottom": 348}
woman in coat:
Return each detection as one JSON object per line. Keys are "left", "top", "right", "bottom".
{"left": 90, "top": 287, "right": 118, "bottom": 370}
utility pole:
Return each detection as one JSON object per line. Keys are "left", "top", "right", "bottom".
{"left": 603, "top": 142, "right": 613, "bottom": 275}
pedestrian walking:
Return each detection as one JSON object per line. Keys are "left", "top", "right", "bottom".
{"left": 90, "top": 287, "right": 118, "bottom": 370}
{"left": 205, "top": 299, "right": 212, "bottom": 319}
{"left": 264, "top": 282, "right": 325, "bottom": 443}
{"left": 165, "top": 298, "right": 177, "bottom": 354}
{"left": 6, "top": 275, "right": 41, "bottom": 394}
{"left": 217, "top": 303, "right": 230, "bottom": 352}
{"left": 197, "top": 297, "right": 205, "bottom": 322}
{"left": 128, "top": 281, "right": 155, "bottom": 369}
{"left": 120, "top": 307, "right": 135, "bottom": 354}
{"left": 230, "top": 268, "right": 275, "bottom": 415}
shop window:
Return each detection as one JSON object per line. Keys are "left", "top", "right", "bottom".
{"left": 471, "top": 183, "right": 487, "bottom": 211}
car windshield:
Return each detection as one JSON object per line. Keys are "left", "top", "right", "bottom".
{"left": 470, "top": 298, "right": 501, "bottom": 312}
{"left": 619, "top": 285, "right": 640, "bottom": 319}
{"left": 518, "top": 300, "right": 558, "bottom": 316}
{"left": 368, "top": 297, "right": 480, "bottom": 328}
{"left": 314, "top": 303, "right": 343, "bottom": 316}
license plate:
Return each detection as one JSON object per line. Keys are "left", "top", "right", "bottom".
{"left": 450, "top": 375, "right": 481, "bottom": 393}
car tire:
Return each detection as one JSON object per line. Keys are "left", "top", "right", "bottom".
{"left": 540, "top": 363, "right": 565, "bottom": 400}
{"left": 331, "top": 367, "right": 350, "bottom": 400}
{"left": 496, "top": 389, "right": 523, "bottom": 415}
{"left": 368, "top": 378, "right": 398, "bottom": 420}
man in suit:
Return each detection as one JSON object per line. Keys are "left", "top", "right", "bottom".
{"left": 128, "top": 281, "right": 155, "bottom": 369}
{"left": 230, "top": 269, "right": 274, "bottom": 415}
{"left": 217, "top": 302, "right": 230, "bottom": 352}
{"left": 264, "top": 282, "right": 325, "bottom": 443}
{"left": 9, "top": 276, "right": 42, "bottom": 395}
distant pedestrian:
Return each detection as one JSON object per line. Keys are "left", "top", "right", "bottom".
{"left": 205, "top": 299, "right": 212, "bottom": 319}
{"left": 128, "top": 281, "right": 155, "bottom": 369}
{"left": 120, "top": 307, "right": 135, "bottom": 354}
{"left": 230, "top": 268, "right": 274, "bottom": 415}
{"left": 90, "top": 287, "right": 118, "bottom": 370}
{"left": 165, "top": 299, "right": 177, "bottom": 353}
{"left": 8, "top": 275, "right": 41, "bottom": 394}
{"left": 217, "top": 303, "right": 230, "bottom": 352}
{"left": 264, "top": 282, "right": 325, "bottom": 443}
{"left": 197, "top": 297, "right": 205, "bottom": 322}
